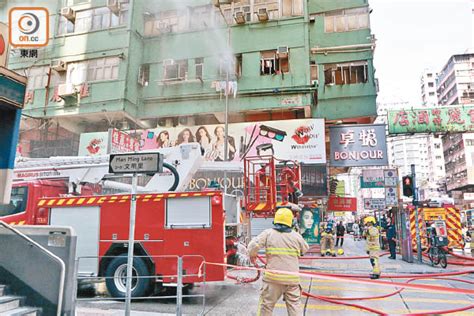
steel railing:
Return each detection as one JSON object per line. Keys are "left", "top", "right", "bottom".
{"left": 0, "top": 221, "right": 66, "bottom": 316}
{"left": 75, "top": 253, "right": 207, "bottom": 316}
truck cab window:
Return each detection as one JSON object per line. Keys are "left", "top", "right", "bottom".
{"left": 0, "top": 187, "right": 28, "bottom": 217}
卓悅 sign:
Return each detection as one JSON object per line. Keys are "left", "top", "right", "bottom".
{"left": 330, "top": 124, "right": 388, "bottom": 167}
{"left": 109, "top": 153, "right": 163, "bottom": 174}
{"left": 388, "top": 105, "right": 474, "bottom": 134}
{"left": 328, "top": 196, "right": 357, "bottom": 212}
{"left": 363, "top": 198, "right": 386, "bottom": 210}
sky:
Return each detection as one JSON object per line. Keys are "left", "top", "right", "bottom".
{"left": 370, "top": 0, "right": 473, "bottom": 105}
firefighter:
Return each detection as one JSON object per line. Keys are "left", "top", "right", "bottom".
{"left": 248, "top": 208, "right": 309, "bottom": 316}
{"left": 320, "top": 220, "right": 336, "bottom": 257}
{"left": 364, "top": 216, "right": 381, "bottom": 279}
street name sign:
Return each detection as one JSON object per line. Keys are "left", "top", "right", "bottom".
{"left": 364, "top": 198, "right": 386, "bottom": 210}
{"left": 109, "top": 153, "right": 163, "bottom": 174}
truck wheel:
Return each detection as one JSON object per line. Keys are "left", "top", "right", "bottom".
{"left": 105, "top": 256, "right": 153, "bottom": 298}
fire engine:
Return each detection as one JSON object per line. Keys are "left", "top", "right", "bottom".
{"left": 0, "top": 144, "right": 226, "bottom": 297}
{"left": 408, "top": 203, "right": 463, "bottom": 250}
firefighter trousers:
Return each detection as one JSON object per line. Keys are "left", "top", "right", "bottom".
{"left": 369, "top": 250, "right": 380, "bottom": 276}
{"left": 257, "top": 282, "right": 302, "bottom": 316}
{"left": 321, "top": 235, "right": 335, "bottom": 255}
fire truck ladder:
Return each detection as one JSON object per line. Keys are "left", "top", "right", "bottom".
{"left": 244, "top": 156, "right": 302, "bottom": 217}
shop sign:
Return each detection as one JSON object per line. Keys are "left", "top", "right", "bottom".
{"left": 388, "top": 105, "right": 474, "bottom": 134}
{"left": 330, "top": 124, "right": 388, "bottom": 167}
{"left": 328, "top": 196, "right": 357, "bottom": 212}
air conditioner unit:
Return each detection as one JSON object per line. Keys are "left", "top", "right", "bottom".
{"left": 257, "top": 8, "right": 269, "bottom": 22}
{"left": 163, "top": 59, "right": 175, "bottom": 66}
{"left": 58, "top": 83, "right": 77, "bottom": 98}
{"left": 50, "top": 60, "right": 67, "bottom": 72}
{"left": 277, "top": 46, "right": 289, "bottom": 57}
{"left": 107, "top": 0, "right": 121, "bottom": 15}
{"left": 60, "top": 7, "right": 76, "bottom": 22}
{"left": 234, "top": 12, "right": 246, "bottom": 24}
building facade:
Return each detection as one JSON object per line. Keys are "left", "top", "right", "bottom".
{"left": 437, "top": 51, "right": 474, "bottom": 106}
{"left": 420, "top": 69, "right": 438, "bottom": 107}
{"left": 1, "top": 0, "right": 377, "bottom": 157}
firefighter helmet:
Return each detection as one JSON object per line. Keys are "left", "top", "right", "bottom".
{"left": 274, "top": 208, "right": 294, "bottom": 227}
{"left": 364, "top": 216, "right": 376, "bottom": 225}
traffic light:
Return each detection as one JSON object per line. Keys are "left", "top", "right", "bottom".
{"left": 329, "top": 178, "right": 339, "bottom": 195}
{"left": 402, "top": 176, "right": 414, "bottom": 197}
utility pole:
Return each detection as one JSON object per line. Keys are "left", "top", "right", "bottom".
{"left": 411, "top": 164, "right": 422, "bottom": 263}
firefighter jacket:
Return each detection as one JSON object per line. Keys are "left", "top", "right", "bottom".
{"left": 248, "top": 228, "right": 309, "bottom": 285}
{"left": 365, "top": 226, "right": 380, "bottom": 252}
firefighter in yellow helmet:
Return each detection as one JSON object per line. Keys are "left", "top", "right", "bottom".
{"left": 320, "top": 220, "right": 336, "bottom": 257}
{"left": 248, "top": 208, "right": 309, "bottom": 316}
{"left": 364, "top": 216, "right": 381, "bottom": 279}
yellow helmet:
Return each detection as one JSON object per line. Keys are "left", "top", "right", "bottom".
{"left": 337, "top": 248, "right": 344, "bottom": 255}
{"left": 364, "top": 216, "right": 376, "bottom": 225}
{"left": 274, "top": 208, "right": 294, "bottom": 227}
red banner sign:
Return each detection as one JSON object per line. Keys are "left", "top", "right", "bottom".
{"left": 328, "top": 196, "right": 357, "bottom": 212}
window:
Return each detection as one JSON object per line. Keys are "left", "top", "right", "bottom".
{"left": 260, "top": 50, "right": 289, "bottom": 75}
{"left": 235, "top": 54, "right": 242, "bottom": 78}
{"left": 0, "top": 187, "right": 28, "bottom": 217}
{"left": 324, "top": 7, "right": 370, "bottom": 33}
{"left": 282, "top": 0, "right": 303, "bottom": 17}
{"left": 58, "top": 16, "right": 75, "bottom": 35}
{"left": 26, "top": 66, "right": 49, "bottom": 90}
{"left": 195, "top": 58, "right": 203, "bottom": 79}
{"left": 429, "top": 92, "right": 435, "bottom": 96}
{"left": 324, "top": 61, "right": 368, "bottom": 85}
{"left": 310, "top": 61, "right": 318, "bottom": 83}
{"left": 68, "top": 5, "right": 128, "bottom": 34}
{"left": 436, "top": 155, "right": 442, "bottom": 160}
{"left": 428, "top": 82, "right": 434, "bottom": 88}
{"left": 189, "top": 6, "right": 212, "bottom": 30}
{"left": 163, "top": 59, "right": 188, "bottom": 81}
{"left": 138, "top": 64, "right": 150, "bottom": 86}
{"left": 427, "top": 73, "right": 433, "bottom": 78}
{"left": 86, "top": 57, "right": 120, "bottom": 82}
{"left": 166, "top": 196, "right": 211, "bottom": 228}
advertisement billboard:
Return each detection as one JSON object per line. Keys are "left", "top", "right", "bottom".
{"left": 138, "top": 118, "right": 326, "bottom": 164}
{"left": 300, "top": 208, "right": 320, "bottom": 245}
{"left": 329, "top": 124, "right": 388, "bottom": 167}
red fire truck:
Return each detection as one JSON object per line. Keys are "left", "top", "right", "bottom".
{"left": 0, "top": 144, "right": 226, "bottom": 297}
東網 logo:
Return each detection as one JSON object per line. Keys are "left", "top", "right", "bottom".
{"left": 9, "top": 7, "right": 49, "bottom": 47}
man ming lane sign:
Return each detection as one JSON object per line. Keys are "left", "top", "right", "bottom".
{"left": 109, "top": 153, "right": 163, "bottom": 174}
{"left": 329, "top": 124, "right": 388, "bottom": 167}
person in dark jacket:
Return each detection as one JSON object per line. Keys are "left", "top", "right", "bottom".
{"left": 386, "top": 217, "right": 397, "bottom": 259}
{"left": 335, "top": 221, "right": 346, "bottom": 247}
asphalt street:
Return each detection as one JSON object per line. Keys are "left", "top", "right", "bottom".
{"left": 76, "top": 235, "right": 474, "bottom": 315}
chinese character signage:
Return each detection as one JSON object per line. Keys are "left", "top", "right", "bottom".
{"left": 327, "top": 196, "right": 357, "bottom": 212}
{"left": 330, "top": 124, "right": 388, "bottom": 167}
{"left": 388, "top": 105, "right": 474, "bottom": 134}
{"left": 108, "top": 129, "right": 140, "bottom": 153}
{"left": 300, "top": 208, "right": 320, "bottom": 245}
{"left": 78, "top": 129, "right": 139, "bottom": 156}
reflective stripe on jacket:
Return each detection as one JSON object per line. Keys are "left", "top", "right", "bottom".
{"left": 248, "top": 228, "right": 309, "bottom": 285}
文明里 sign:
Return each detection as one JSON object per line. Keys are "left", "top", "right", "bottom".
{"left": 388, "top": 105, "right": 474, "bottom": 134}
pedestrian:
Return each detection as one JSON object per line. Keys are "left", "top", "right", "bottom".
{"left": 363, "top": 216, "right": 381, "bottom": 279}
{"left": 335, "top": 221, "right": 345, "bottom": 247}
{"left": 248, "top": 208, "right": 309, "bottom": 316}
{"left": 386, "top": 217, "right": 397, "bottom": 259}
{"left": 352, "top": 222, "right": 360, "bottom": 241}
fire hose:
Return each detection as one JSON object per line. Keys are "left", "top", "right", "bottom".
{"left": 218, "top": 257, "right": 474, "bottom": 315}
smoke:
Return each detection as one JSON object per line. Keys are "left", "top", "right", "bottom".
{"left": 144, "top": 0, "right": 236, "bottom": 79}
